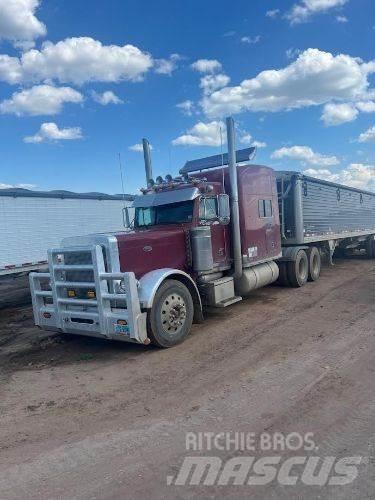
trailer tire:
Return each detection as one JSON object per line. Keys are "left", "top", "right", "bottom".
{"left": 148, "top": 279, "right": 194, "bottom": 348}
{"left": 365, "top": 237, "right": 375, "bottom": 259}
{"left": 278, "top": 262, "right": 290, "bottom": 287}
{"left": 287, "top": 250, "right": 308, "bottom": 288}
{"left": 307, "top": 247, "right": 321, "bottom": 282}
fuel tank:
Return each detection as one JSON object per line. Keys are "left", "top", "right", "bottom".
{"left": 235, "top": 261, "right": 279, "bottom": 296}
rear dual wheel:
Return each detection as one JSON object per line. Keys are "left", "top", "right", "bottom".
{"left": 365, "top": 237, "right": 375, "bottom": 259}
{"left": 307, "top": 247, "right": 321, "bottom": 282}
{"left": 279, "top": 247, "right": 321, "bottom": 288}
{"left": 287, "top": 250, "right": 309, "bottom": 288}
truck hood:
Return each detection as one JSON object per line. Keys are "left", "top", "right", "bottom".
{"left": 114, "top": 225, "right": 190, "bottom": 278}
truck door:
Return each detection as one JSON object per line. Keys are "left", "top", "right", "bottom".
{"left": 259, "top": 199, "right": 278, "bottom": 255}
{"left": 199, "top": 197, "right": 228, "bottom": 266}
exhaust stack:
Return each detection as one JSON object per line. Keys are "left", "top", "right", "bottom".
{"left": 226, "top": 116, "right": 242, "bottom": 281}
{"left": 142, "top": 138, "right": 153, "bottom": 185}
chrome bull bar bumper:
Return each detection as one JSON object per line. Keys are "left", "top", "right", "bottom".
{"left": 29, "top": 245, "right": 149, "bottom": 344}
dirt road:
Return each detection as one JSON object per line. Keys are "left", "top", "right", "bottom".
{"left": 0, "top": 257, "right": 374, "bottom": 499}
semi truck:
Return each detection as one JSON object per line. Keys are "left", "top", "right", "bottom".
{"left": 0, "top": 189, "right": 133, "bottom": 276}
{"left": 30, "top": 118, "right": 375, "bottom": 348}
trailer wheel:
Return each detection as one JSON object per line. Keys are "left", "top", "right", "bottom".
{"left": 307, "top": 247, "right": 321, "bottom": 282}
{"left": 148, "top": 279, "right": 194, "bottom": 348}
{"left": 287, "top": 250, "right": 308, "bottom": 288}
{"left": 278, "top": 262, "right": 290, "bottom": 287}
{"left": 365, "top": 237, "right": 375, "bottom": 259}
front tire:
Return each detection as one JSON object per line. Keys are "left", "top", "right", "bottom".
{"left": 287, "top": 250, "right": 308, "bottom": 288}
{"left": 148, "top": 279, "right": 194, "bottom": 348}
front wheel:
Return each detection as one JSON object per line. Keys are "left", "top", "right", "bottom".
{"left": 148, "top": 279, "right": 194, "bottom": 348}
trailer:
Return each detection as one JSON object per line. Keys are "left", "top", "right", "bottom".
{"left": 0, "top": 188, "right": 134, "bottom": 276}
{"left": 29, "top": 117, "right": 375, "bottom": 348}
{"left": 275, "top": 171, "right": 375, "bottom": 285}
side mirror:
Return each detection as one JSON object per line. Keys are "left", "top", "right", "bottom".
{"left": 218, "top": 194, "right": 230, "bottom": 225}
{"left": 122, "top": 207, "right": 131, "bottom": 228}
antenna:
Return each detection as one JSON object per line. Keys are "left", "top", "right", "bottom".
{"left": 118, "top": 152, "right": 127, "bottom": 209}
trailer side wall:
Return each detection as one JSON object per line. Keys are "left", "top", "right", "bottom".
{"left": 276, "top": 172, "right": 375, "bottom": 244}
{"left": 0, "top": 196, "right": 133, "bottom": 270}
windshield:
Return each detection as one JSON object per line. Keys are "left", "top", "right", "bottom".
{"left": 135, "top": 200, "right": 194, "bottom": 227}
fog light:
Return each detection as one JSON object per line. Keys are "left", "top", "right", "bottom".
{"left": 87, "top": 290, "right": 96, "bottom": 299}
{"left": 68, "top": 290, "right": 76, "bottom": 298}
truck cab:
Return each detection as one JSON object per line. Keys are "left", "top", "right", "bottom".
{"left": 29, "top": 118, "right": 283, "bottom": 348}
{"left": 117, "top": 179, "right": 231, "bottom": 278}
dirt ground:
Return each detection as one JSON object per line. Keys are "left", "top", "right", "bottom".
{"left": 0, "top": 257, "right": 374, "bottom": 499}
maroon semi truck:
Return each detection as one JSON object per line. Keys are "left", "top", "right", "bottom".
{"left": 30, "top": 118, "right": 375, "bottom": 347}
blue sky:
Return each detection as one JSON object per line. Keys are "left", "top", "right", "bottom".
{"left": 0, "top": 0, "right": 374, "bottom": 194}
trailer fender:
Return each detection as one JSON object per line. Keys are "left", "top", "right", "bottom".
{"left": 138, "top": 268, "right": 203, "bottom": 323}
{"left": 279, "top": 246, "right": 309, "bottom": 262}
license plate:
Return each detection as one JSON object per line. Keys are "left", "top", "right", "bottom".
{"left": 115, "top": 324, "right": 129, "bottom": 335}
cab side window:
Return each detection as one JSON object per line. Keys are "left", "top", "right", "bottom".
{"left": 258, "top": 199, "right": 273, "bottom": 218}
{"left": 200, "top": 197, "right": 218, "bottom": 220}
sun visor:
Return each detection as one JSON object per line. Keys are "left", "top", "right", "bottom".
{"left": 132, "top": 187, "right": 200, "bottom": 208}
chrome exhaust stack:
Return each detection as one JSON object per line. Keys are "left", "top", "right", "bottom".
{"left": 226, "top": 117, "right": 243, "bottom": 282}
{"left": 142, "top": 138, "right": 153, "bottom": 186}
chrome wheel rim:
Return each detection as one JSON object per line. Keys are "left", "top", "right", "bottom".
{"left": 161, "top": 293, "right": 187, "bottom": 334}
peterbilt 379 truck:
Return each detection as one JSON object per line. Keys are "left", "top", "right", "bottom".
{"left": 30, "top": 118, "right": 375, "bottom": 348}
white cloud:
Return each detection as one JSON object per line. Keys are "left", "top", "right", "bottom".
{"left": 238, "top": 133, "right": 267, "bottom": 148}
{"left": 303, "top": 168, "right": 339, "bottom": 181}
{"left": 271, "top": 145, "right": 339, "bottom": 166}
{"left": 223, "top": 31, "right": 236, "bottom": 37}
{"left": 200, "top": 73, "right": 230, "bottom": 95}
{"left": 0, "top": 182, "right": 36, "bottom": 189}
{"left": 202, "top": 48, "right": 375, "bottom": 117}
{"left": 129, "top": 143, "right": 154, "bottom": 152}
{"left": 286, "top": 48, "right": 301, "bottom": 60}
{"left": 304, "top": 164, "right": 375, "bottom": 191}
{"left": 358, "top": 126, "right": 375, "bottom": 143}
{"left": 24, "top": 122, "right": 83, "bottom": 143}
{"left": 356, "top": 101, "right": 375, "bottom": 113}
{"left": 13, "top": 40, "right": 36, "bottom": 51}
{"left": 252, "top": 140, "right": 267, "bottom": 148}
{"left": 172, "top": 120, "right": 265, "bottom": 148}
{"left": 321, "top": 102, "right": 358, "bottom": 126}
{"left": 0, "top": 54, "right": 24, "bottom": 84}
{"left": 321, "top": 100, "right": 375, "bottom": 125}
{"left": 191, "top": 59, "right": 222, "bottom": 73}
{"left": 172, "top": 120, "right": 225, "bottom": 147}
{"left": 336, "top": 15, "right": 348, "bottom": 22}
{"left": 0, "top": 0, "right": 46, "bottom": 46}
{"left": 0, "top": 84, "right": 83, "bottom": 116}
{"left": 176, "top": 100, "right": 195, "bottom": 116}
{"left": 266, "top": 9, "right": 280, "bottom": 18}
{"left": 154, "top": 53, "right": 181, "bottom": 75}
{"left": 0, "top": 37, "right": 153, "bottom": 85}
{"left": 241, "top": 35, "right": 261, "bottom": 45}
{"left": 287, "top": 0, "right": 348, "bottom": 24}
{"left": 91, "top": 90, "right": 123, "bottom": 105}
